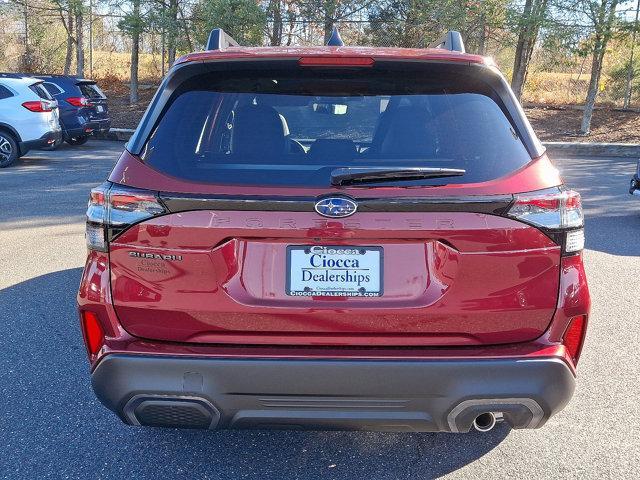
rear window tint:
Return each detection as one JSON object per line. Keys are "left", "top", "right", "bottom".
{"left": 78, "top": 83, "right": 104, "bottom": 98}
{"left": 42, "top": 82, "right": 63, "bottom": 96}
{"left": 0, "top": 84, "right": 13, "bottom": 99}
{"left": 29, "top": 83, "right": 53, "bottom": 100}
{"left": 140, "top": 69, "right": 531, "bottom": 187}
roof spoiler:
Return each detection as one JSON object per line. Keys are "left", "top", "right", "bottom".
{"left": 429, "top": 31, "right": 465, "bottom": 53}
{"left": 206, "top": 28, "right": 240, "bottom": 51}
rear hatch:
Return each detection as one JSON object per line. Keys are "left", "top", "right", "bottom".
{"left": 28, "top": 81, "right": 60, "bottom": 130}
{"left": 102, "top": 59, "right": 564, "bottom": 347}
{"left": 77, "top": 80, "right": 108, "bottom": 121}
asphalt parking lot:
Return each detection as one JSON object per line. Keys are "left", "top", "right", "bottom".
{"left": 1, "top": 141, "right": 639, "bottom": 479}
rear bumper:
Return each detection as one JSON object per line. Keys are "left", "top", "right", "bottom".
{"left": 89, "top": 118, "right": 111, "bottom": 133}
{"left": 19, "top": 129, "right": 62, "bottom": 153}
{"left": 92, "top": 353, "right": 575, "bottom": 432}
{"left": 63, "top": 119, "right": 110, "bottom": 139}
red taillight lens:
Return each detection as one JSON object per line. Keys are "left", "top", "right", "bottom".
{"left": 89, "top": 189, "right": 105, "bottom": 206}
{"left": 507, "top": 188, "right": 584, "bottom": 254}
{"left": 22, "top": 100, "right": 53, "bottom": 112}
{"left": 299, "top": 56, "right": 375, "bottom": 67}
{"left": 109, "top": 191, "right": 165, "bottom": 214}
{"left": 108, "top": 186, "right": 165, "bottom": 228}
{"left": 509, "top": 189, "right": 583, "bottom": 229}
{"left": 85, "top": 182, "right": 165, "bottom": 251}
{"left": 81, "top": 311, "right": 104, "bottom": 356}
{"left": 66, "top": 96, "right": 90, "bottom": 107}
{"left": 563, "top": 315, "right": 588, "bottom": 365}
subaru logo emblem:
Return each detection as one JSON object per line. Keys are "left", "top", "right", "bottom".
{"left": 314, "top": 197, "right": 358, "bottom": 218}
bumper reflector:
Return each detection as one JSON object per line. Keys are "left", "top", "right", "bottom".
{"left": 81, "top": 311, "right": 105, "bottom": 356}
{"left": 563, "top": 315, "right": 587, "bottom": 364}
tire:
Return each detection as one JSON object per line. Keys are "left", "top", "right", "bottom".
{"left": 66, "top": 135, "right": 89, "bottom": 146}
{"left": 0, "top": 131, "right": 19, "bottom": 168}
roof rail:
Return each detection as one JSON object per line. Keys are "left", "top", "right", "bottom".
{"left": 326, "top": 27, "right": 344, "bottom": 47}
{"left": 429, "top": 31, "right": 465, "bottom": 53}
{"left": 206, "top": 28, "right": 240, "bottom": 51}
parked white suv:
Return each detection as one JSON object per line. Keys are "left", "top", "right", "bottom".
{"left": 0, "top": 76, "right": 62, "bottom": 167}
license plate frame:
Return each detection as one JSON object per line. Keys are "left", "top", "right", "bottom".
{"left": 286, "top": 245, "right": 383, "bottom": 298}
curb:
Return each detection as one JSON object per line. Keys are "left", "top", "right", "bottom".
{"left": 93, "top": 128, "right": 135, "bottom": 142}
{"left": 93, "top": 129, "right": 640, "bottom": 158}
{"left": 543, "top": 142, "right": 640, "bottom": 158}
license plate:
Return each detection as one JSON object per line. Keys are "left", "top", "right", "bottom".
{"left": 96, "top": 105, "right": 104, "bottom": 113}
{"left": 286, "top": 245, "right": 383, "bottom": 297}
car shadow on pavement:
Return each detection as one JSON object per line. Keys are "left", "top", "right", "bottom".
{"left": 555, "top": 155, "right": 640, "bottom": 256}
{"left": 132, "top": 424, "right": 510, "bottom": 479}
{"left": 0, "top": 142, "right": 121, "bottom": 227}
{"left": 584, "top": 214, "right": 640, "bottom": 256}
{"left": 1, "top": 268, "right": 509, "bottom": 480}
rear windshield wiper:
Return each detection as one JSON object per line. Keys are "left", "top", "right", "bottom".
{"left": 330, "top": 167, "right": 466, "bottom": 186}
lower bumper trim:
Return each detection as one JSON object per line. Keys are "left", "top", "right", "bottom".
{"left": 91, "top": 354, "right": 575, "bottom": 433}
{"left": 19, "top": 130, "right": 62, "bottom": 153}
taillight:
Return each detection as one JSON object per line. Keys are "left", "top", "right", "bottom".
{"left": 80, "top": 310, "right": 105, "bottom": 356}
{"left": 86, "top": 184, "right": 108, "bottom": 251}
{"left": 22, "top": 100, "right": 54, "bottom": 112}
{"left": 563, "top": 315, "right": 588, "bottom": 365}
{"left": 85, "top": 182, "right": 166, "bottom": 251}
{"left": 66, "top": 96, "right": 91, "bottom": 107}
{"left": 507, "top": 188, "right": 584, "bottom": 255}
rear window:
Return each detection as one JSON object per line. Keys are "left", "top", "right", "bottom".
{"left": 29, "top": 82, "right": 53, "bottom": 100}
{"left": 42, "top": 82, "right": 63, "bottom": 96}
{"left": 78, "top": 82, "right": 104, "bottom": 99}
{"left": 140, "top": 68, "right": 531, "bottom": 187}
{"left": 0, "top": 84, "right": 13, "bottom": 100}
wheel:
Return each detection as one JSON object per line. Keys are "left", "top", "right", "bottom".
{"left": 66, "top": 135, "right": 89, "bottom": 146}
{"left": 0, "top": 131, "right": 19, "bottom": 168}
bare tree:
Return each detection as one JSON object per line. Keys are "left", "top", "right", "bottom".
{"left": 167, "top": 0, "right": 178, "bottom": 65}
{"left": 64, "top": 10, "right": 75, "bottom": 75}
{"left": 511, "top": 0, "right": 549, "bottom": 101}
{"left": 267, "top": 0, "right": 284, "bottom": 46}
{"left": 75, "top": 1, "right": 85, "bottom": 77}
{"left": 21, "top": 0, "right": 34, "bottom": 71}
{"left": 623, "top": 0, "right": 640, "bottom": 109}
{"left": 580, "top": 0, "right": 619, "bottom": 134}
{"left": 130, "top": 0, "right": 141, "bottom": 102}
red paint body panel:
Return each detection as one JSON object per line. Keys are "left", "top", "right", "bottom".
{"left": 107, "top": 209, "right": 561, "bottom": 346}
{"left": 78, "top": 247, "right": 588, "bottom": 372}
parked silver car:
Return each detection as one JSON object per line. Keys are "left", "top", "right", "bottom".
{"left": 0, "top": 76, "right": 62, "bottom": 167}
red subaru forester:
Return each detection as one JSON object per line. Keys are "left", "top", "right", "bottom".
{"left": 78, "top": 30, "right": 590, "bottom": 433}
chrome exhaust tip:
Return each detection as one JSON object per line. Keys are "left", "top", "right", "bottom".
{"left": 473, "top": 412, "right": 497, "bottom": 432}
